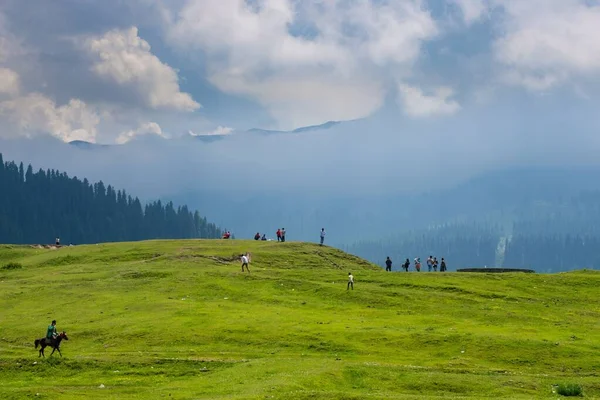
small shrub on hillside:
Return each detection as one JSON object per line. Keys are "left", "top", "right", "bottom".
{"left": 2, "top": 262, "right": 23, "bottom": 270}
{"left": 556, "top": 383, "right": 583, "bottom": 397}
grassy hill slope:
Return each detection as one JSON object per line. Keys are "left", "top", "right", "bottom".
{"left": 0, "top": 240, "right": 599, "bottom": 399}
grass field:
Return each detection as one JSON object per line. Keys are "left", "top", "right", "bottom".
{"left": 1, "top": 240, "right": 599, "bottom": 399}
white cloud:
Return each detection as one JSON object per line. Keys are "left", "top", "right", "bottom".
{"left": 0, "top": 67, "right": 19, "bottom": 95}
{"left": 0, "top": 93, "right": 100, "bottom": 142}
{"left": 493, "top": 0, "right": 600, "bottom": 91}
{"left": 167, "top": 0, "right": 438, "bottom": 128}
{"left": 189, "top": 125, "right": 234, "bottom": 137}
{"left": 451, "top": 0, "right": 489, "bottom": 24}
{"left": 210, "top": 72, "right": 385, "bottom": 129}
{"left": 85, "top": 26, "right": 200, "bottom": 112}
{"left": 397, "top": 84, "right": 461, "bottom": 117}
{"left": 116, "top": 122, "right": 167, "bottom": 144}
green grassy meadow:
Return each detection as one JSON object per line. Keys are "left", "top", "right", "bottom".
{"left": 0, "top": 240, "right": 599, "bottom": 399}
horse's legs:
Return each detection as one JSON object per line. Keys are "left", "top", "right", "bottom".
{"left": 50, "top": 347, "right": 56, "bottom": 356}
{"left": 57, "top": 347, "right": 62, "bottom": 357}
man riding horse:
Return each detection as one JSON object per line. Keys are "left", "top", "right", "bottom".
{"left": 47, "top": 320, "right": 58, "bottom": 340}
{"left": 35, "top": 320, "right": 68, "bottom": 357}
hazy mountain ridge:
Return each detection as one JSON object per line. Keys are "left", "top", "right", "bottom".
{"left": 346, "top": 186, "right": 600, "bottom": 272}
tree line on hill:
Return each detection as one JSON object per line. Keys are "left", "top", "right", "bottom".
{"left": 0, "top": 153, "right": 223, "bottom": 245}
{"left": 345, "top": 212, "right": 600, "bottom": 273}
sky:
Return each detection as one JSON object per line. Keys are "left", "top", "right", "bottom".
{"left": 1, "top": 0, "right": 600, "bottom": 146}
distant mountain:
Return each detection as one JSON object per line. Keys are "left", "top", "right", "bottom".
{"left": 69, "top": 140, "right": 111, "bottom": 149}
{"left": 188, "top": 134, "right": 227, "bottom": 143}
{"left": 245, "top": 120, "right": 342, "bottom": 135}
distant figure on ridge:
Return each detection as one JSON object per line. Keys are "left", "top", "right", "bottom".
{"left": 261, "top": 234, "right": 267, "bottom": 241}
{"left": 414, "top": 257, "right": 421, "bottom": 272}
{"left": 241, "top": 253, "right": 250, "bottom": 272}
{"left": 254, "top": 232, "right": 260, "bottom": 241}
{"left": 440, "top": 258, "right": 447, "bottom": 272}
{"left": 320, "top": 228, "right": 326, "bottom": 246}
{"left": 281, "top": 228, "right": 286, "bottom": 242}
{"left": 403, "top": 258, "right": 410, "bottom": 272}
{"left": 347, "top": 272, "right": 354, "bottom": 290}
{"left": 55, "top": 237, "right": 60, "bottom": 246}
{"left": 222, "top": 231, "right": 231, "bottom": 239}
{"left": 433, "top": 257, "right": 438, "bottom": 272}
{"left": 276, "top": 228, "right": 281, "bottom": 242}
{"left": 385, "top": 256, "right": 392, "bottom": 272}
{"left": 427, "top": 256, "right": 433, "bottom": 272}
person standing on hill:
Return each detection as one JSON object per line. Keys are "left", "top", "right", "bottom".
{"left": 433, "top": 257, "right": 438, "bottom": 272}
{"left": 320, "top": 228, "right": 326, "bottom": 246}
{"left": 347, "top": 272, "right": 354, "bottom": 290}
{"left": 276, "top": 228, "right": 281, "bottom": 242}
{"left": 440, "top": 258, "right": 447, "bottom": 272}
{"left": 385, "top": 256, "right": 392, "bottom": 272}
{"left": 427, "top": 256, "right": 433, "bottom": 272}
{"left": 281, "top": 228, "right": 286, "bottom": 242}
{"left": 241, "top": 253, "right": 250, "bottom": 272}
{"left": 414, "top": 258, "right": 421, "bottom": 272}
{"left": 403, "top": 258, "right": 410, "bottom": 272}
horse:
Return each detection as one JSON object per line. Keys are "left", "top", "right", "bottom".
{"left": 34, "top": 331, "right": 69, "bottom": 357}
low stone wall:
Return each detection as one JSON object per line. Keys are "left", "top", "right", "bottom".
{"left": 456, "top": 268, "right": 535, "bottom": 273}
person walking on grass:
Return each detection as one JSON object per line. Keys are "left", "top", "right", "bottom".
{"left": 440, "top": 258, "right": 447, "bottom": 272}
{"left": 241, "top": 253, "right": 250, "bottom": 272}
{"left": 403, "top": 258, "right": 410, "bottom": 272}
{"left": 320, "top": 228, "right": 326, "bottom": 246}
{"left": 414, "top": 257, "right": 421, "bottom": 272}
{"left": 385, "top": 256, "right": 392, "bottom": 272}
{"left": 433, "top": 257, "right": 438, "bottom": 272}
{"left": 281, "top": 228, "right": 286, "bottom": 242}
{"left": 427, "top": 255, "right": 433, "bottom": 272}
{"left": 276, "top": 228, "right": 281, "bottom": 242}
{"left": 347, "top": 272, "right": 354, "bottom": 290}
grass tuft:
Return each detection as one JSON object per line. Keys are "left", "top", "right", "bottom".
{"left": 2, "top": 261, "right": 23, "bottom": 270}
{"left": 556, "top": 383, "right": 583, "bottom": 396}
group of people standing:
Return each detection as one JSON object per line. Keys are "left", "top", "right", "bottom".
{"left": 385, "top": 255, "right": 447, "bottom": 272}
{"left": 252, "top": 228, "right": 326, "bottom": 246}
{"left": 251, "top": 228, "right": 286, "bottom": 241}
{"left": 276, "top": 228, "right": 286, "bottom": 242}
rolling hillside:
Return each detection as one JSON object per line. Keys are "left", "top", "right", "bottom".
{"left": 1, "top": 240, "right": 599, "bottom": 399}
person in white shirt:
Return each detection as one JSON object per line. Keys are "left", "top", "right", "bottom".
{"left": 347, "top": 272, "right": 354, "bottom": 290}
{"left": 320, "top": 228, "right": 326, "bottom": 246}
{"left": 241, "top": 253, "right": 250, "bottom": 272}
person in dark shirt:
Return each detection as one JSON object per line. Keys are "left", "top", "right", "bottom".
{"left": 403, "top": 258, "right": 410, "bottom": 272}
{"left": 440, "top": 258, "right": 447, "bottom": 272}
{"left": 385, "top": 256, "right": 392, "bottom": 272}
